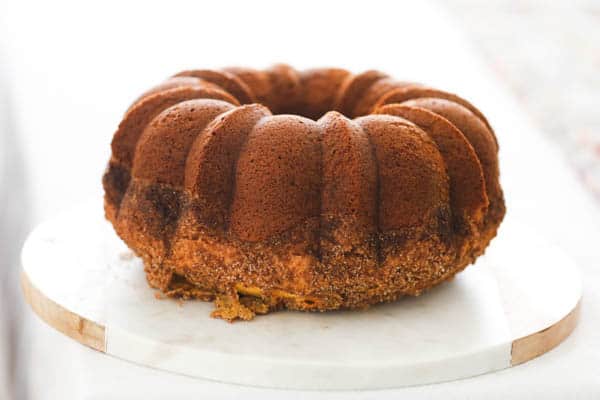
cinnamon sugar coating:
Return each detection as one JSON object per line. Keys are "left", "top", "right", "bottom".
{"left": 103, "top": 65, "right": 505, "bottom": 321}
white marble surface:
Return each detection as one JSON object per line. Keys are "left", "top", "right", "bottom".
{"left": 21, "top": 201, "right": 581, "bottom": 389}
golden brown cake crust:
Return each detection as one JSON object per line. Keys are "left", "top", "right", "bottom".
{"left": 103, "top": 65, "right": 505, "bottom": 321}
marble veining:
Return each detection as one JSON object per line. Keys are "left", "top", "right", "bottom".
{"left": 21, "top": 200, "right": 582, "bottom": 389}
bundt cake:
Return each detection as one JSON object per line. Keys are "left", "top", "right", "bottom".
{"left": 103, "top": 64, "right": 505, "bottom": 321}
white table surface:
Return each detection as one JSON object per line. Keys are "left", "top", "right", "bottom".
{"left": 1, "top": 0, "right": 599, "bottom": 398}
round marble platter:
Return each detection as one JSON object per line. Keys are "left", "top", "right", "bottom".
{"left": 21, "top": 200, "right": 581, "bottom": 390}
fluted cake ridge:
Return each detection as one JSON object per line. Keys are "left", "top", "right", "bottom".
{"left": 103, "top": 64, "right": 505, "bottom": 321}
